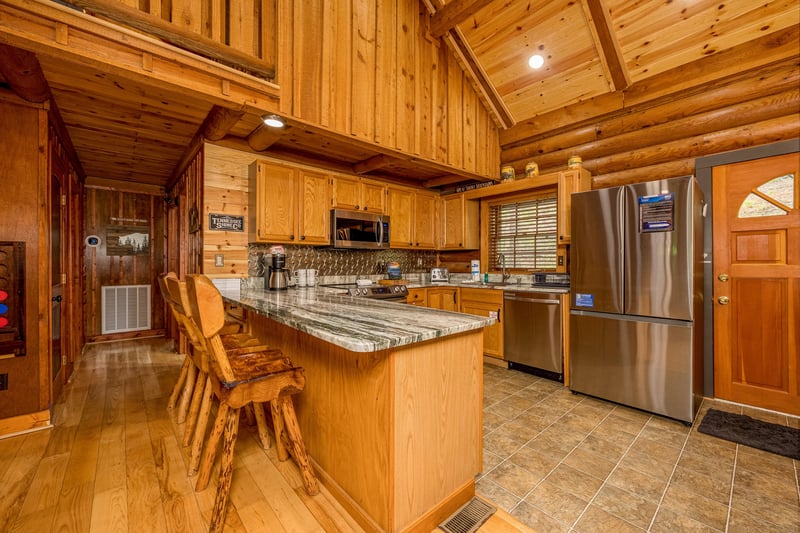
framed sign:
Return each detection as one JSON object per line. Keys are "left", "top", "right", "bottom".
{"left": 106, "top": 225, "right": 149, "bottom": 256}
{"left": 208, "top": 213, "right": 245, "bottom": 232}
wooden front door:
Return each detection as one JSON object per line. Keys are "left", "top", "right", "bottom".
{"left": 712, "top": 152, "right": 799, "bottom": 415}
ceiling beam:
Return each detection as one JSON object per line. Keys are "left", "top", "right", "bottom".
{"left": 0, "top": 44, "right": 51, "bottom": 102}
{"left": 443, "top": 28, "right": 515, "bottom": 129}
{"left": 63, "top": 0, "right": 275, "bottom": 80}
{"left": 248, "top": 123, "right": 289, "bottom": 151}
{"left": 581, "top": 0, "right": 630, "bottom": 92}
{"left": 352, "top": 154, "right": 400, "bottom": 174}
{"left": 422, "top": 1, "right": 514, "bottom": 129}
{"left": 201, "top": 105, "right": 245, "bottom": 141}
{"left": 429, "top": 0, "right": 495, "bottom": 39}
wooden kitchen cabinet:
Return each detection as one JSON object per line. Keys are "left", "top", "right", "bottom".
{"left": 557, "top": 168, "right": 591, "bottom": 244}
{"left": 460, "top": 288, "right": 503, "bottom": 359}
{"left": 427, "top": 287, "right": 459, "bottom": 311}
{"left": 387, "top": 186, "right": 437, "bottom": 249}
{"left": 440, "top": 194, "right": 479, "bottom": 250}
{"left": 331, "top": 175, "right": 386, "bottom": 213}
{"left": 249, "top": 160, "right": 330, "bottom": 244}
{"left": 406, "top": 288, "right": 427, "bottom": 306}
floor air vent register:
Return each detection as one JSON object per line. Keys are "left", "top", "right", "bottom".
{"left": 439, "top": 497, "right": 496, "bottom": 533}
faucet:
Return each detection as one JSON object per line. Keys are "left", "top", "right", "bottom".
{"left": 497, "top": 253, "right": 511, "bottom": 283}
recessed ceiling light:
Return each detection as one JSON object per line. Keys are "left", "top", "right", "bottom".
{"left": 528, "top": 54, "right": 544, "bottom": 69}
{"left": 261, "top": 114, "right": 285, "bottom": 128}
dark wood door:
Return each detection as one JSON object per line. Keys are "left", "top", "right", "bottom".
{"left": 50, "top": 172, "right": 63, "bottom": 397}
{"left": 712, "top": 152, "right": 799, "bottom": 415}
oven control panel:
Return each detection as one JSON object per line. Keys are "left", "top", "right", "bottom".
{"left": 347, "top": 285, "right": 408, "bottom": 299}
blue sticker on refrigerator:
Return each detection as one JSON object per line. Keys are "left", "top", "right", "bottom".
{"left": 575, "top": 293, "right": 594, "bottom": 307}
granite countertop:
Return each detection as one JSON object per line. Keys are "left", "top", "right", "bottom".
{"left": 221, "top": 287, "right": 494, "bottom": 353}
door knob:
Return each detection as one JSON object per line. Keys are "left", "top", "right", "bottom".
{"left": 718, "top": 296, "right": 729, "bottom": 305}
{"left": 718, "top": 274, "right": 729, "bottom": 282}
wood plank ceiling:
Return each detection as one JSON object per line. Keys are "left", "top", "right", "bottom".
{"left": 0, "top": 0, "right": 796, "bottom": 191}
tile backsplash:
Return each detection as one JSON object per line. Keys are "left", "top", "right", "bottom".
{"left": 248, "top": 244, "right": 437, "bottom": 278}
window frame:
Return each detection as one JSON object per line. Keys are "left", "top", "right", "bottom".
{"left": 480, "top": 189, "right": 559, "bottom": 274}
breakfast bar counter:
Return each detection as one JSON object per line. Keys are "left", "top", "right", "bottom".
{"left": 223, "top": 286, "right": 490, "bottom": 533}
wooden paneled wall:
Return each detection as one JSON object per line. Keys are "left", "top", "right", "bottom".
{"left": 500, "top": 32, "right": 800, "bottom": 189}
{"left": 84, "top": 187, "right": 166, "bottom": 340}
{"left": 0, "top": 95, "right": 49, "bottom": 422}
{"left": 280, "top": 0, "right": 500, "bottom": 180}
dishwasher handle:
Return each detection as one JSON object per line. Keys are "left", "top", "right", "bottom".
{"left": 503, "top": 295, "right": 560, "bottom": 304}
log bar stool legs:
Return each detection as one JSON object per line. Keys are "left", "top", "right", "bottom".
{"left": 186, "top": 274, "right": 318, "bottom": 532}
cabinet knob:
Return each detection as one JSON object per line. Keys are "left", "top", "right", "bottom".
{"left": 290, "top": 235, "right": 295, "bottom": 240}
{"left": 362, "top": 206, "right": 367, "bottom": 211}
{"left": 355, "top": 205, "right": 359, "bottom": 210}
{"left": 300, "top": 235, "right": 305, "bottom": 241}
{"left": 718, "top": 274, "right": 729, "bottom": 282}
{"left": 718, "top": 296, "right": 730, "bottom": 305}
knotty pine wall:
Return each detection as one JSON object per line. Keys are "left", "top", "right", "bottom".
{"left": 499, "top": 35, "right": 800, "bottom": 189}
{"left": 84, "top": 187, "right": 166, "bottom": 340}
{"left": 280, "top": 0, "right": 500, "bottom": 180}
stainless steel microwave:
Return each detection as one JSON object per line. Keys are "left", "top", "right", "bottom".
{"left": 330, "top": 209, "right": 390, "bottom": 249}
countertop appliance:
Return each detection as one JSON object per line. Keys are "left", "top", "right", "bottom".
{"left": 430, "top": 268, "right": 449, "bottom": 283}
{"left": 504, "top": 290, "right": 563, "bottom": 381}
{"left": 267, "top": 252, "right": 289, "bottom": 290}
{"left": 331, "top": 209, "right": 390, "bottom": 249}
{"left": 569, "top": 176, "right": 704, "bottom": 423}
{"left": 321, "top": 283, "right": 408, "bottom": 302}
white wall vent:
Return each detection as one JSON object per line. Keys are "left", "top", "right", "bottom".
{"left": 101, "top": 285, "right": 151, "bottom": 334}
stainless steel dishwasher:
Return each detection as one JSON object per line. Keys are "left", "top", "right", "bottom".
{"left": 503, "top": 290, "right": 563, "bottom": 381}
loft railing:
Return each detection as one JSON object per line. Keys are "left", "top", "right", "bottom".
{"left": 58, "top": 0, "right": 277, "bottom": 81}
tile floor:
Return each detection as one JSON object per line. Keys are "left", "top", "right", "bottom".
{"left": 476, "top": 364, "right": 800, "bottom": 532}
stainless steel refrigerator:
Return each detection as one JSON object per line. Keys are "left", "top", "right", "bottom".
{"left": 569, "top": 176, "right": 704, "bottom": 423}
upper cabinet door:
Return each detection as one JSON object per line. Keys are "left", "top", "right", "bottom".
{"left": 249, "top": 161, "right": 297, "bottom": 242}
{"left": 388, "top": 187, "right": 414, "bottom": 247}
{"left": 331, "top": 175, "right": 362, "bottom": 211}
{"left": 361, "top": 180, "right": 387, "bottom": 213}
{"left": 414, "top": 192, "right": 437, "bottom": 249}
{"left": 297, "top": 170, "right": 331, "bottom": 245}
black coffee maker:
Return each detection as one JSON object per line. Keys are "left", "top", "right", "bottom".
{"left": 267, "top": 252, "right": 289, "bottom": 290}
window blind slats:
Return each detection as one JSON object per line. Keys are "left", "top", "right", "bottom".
{"left": 488, "top": 196, "right": 557, "bottom": 270}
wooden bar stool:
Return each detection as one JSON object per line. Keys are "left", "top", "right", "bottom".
{"left": 186, "top": 274, "right": 319, "bottom": 532}
{"left": 159, "top": 272, "right": 246, "bottom": 421}
{"left": 159, "top": 273, "right": 272, "bottom": 477}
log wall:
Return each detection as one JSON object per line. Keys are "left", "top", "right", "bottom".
{"left": 499, "top": 29, "right": 800, "bottom": 189}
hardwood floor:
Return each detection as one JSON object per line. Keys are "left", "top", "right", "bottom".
{"left": 0, "top": 338, "right": 530, "bottom": 532}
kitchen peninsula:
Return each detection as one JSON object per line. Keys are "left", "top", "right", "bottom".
{"left": 223, "top": 286, "right": 491, "bottom": 533}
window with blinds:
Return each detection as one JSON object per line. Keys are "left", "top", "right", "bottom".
{"left": 488, "top": 196, "right": 557, "bottom": 270}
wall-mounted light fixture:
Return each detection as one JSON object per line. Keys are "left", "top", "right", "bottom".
{"left": 261, "top": 114, "right": 286, "bottom": 128}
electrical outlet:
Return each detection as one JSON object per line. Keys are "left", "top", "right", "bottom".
{"left": 557, "top": 255, "right": 564, "bottom": 266}
{"left": 214, "top": 254, "right": 224, "bottom": 267}
{"left": 0, "top": 373, "right": 8, "bottom": 391}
